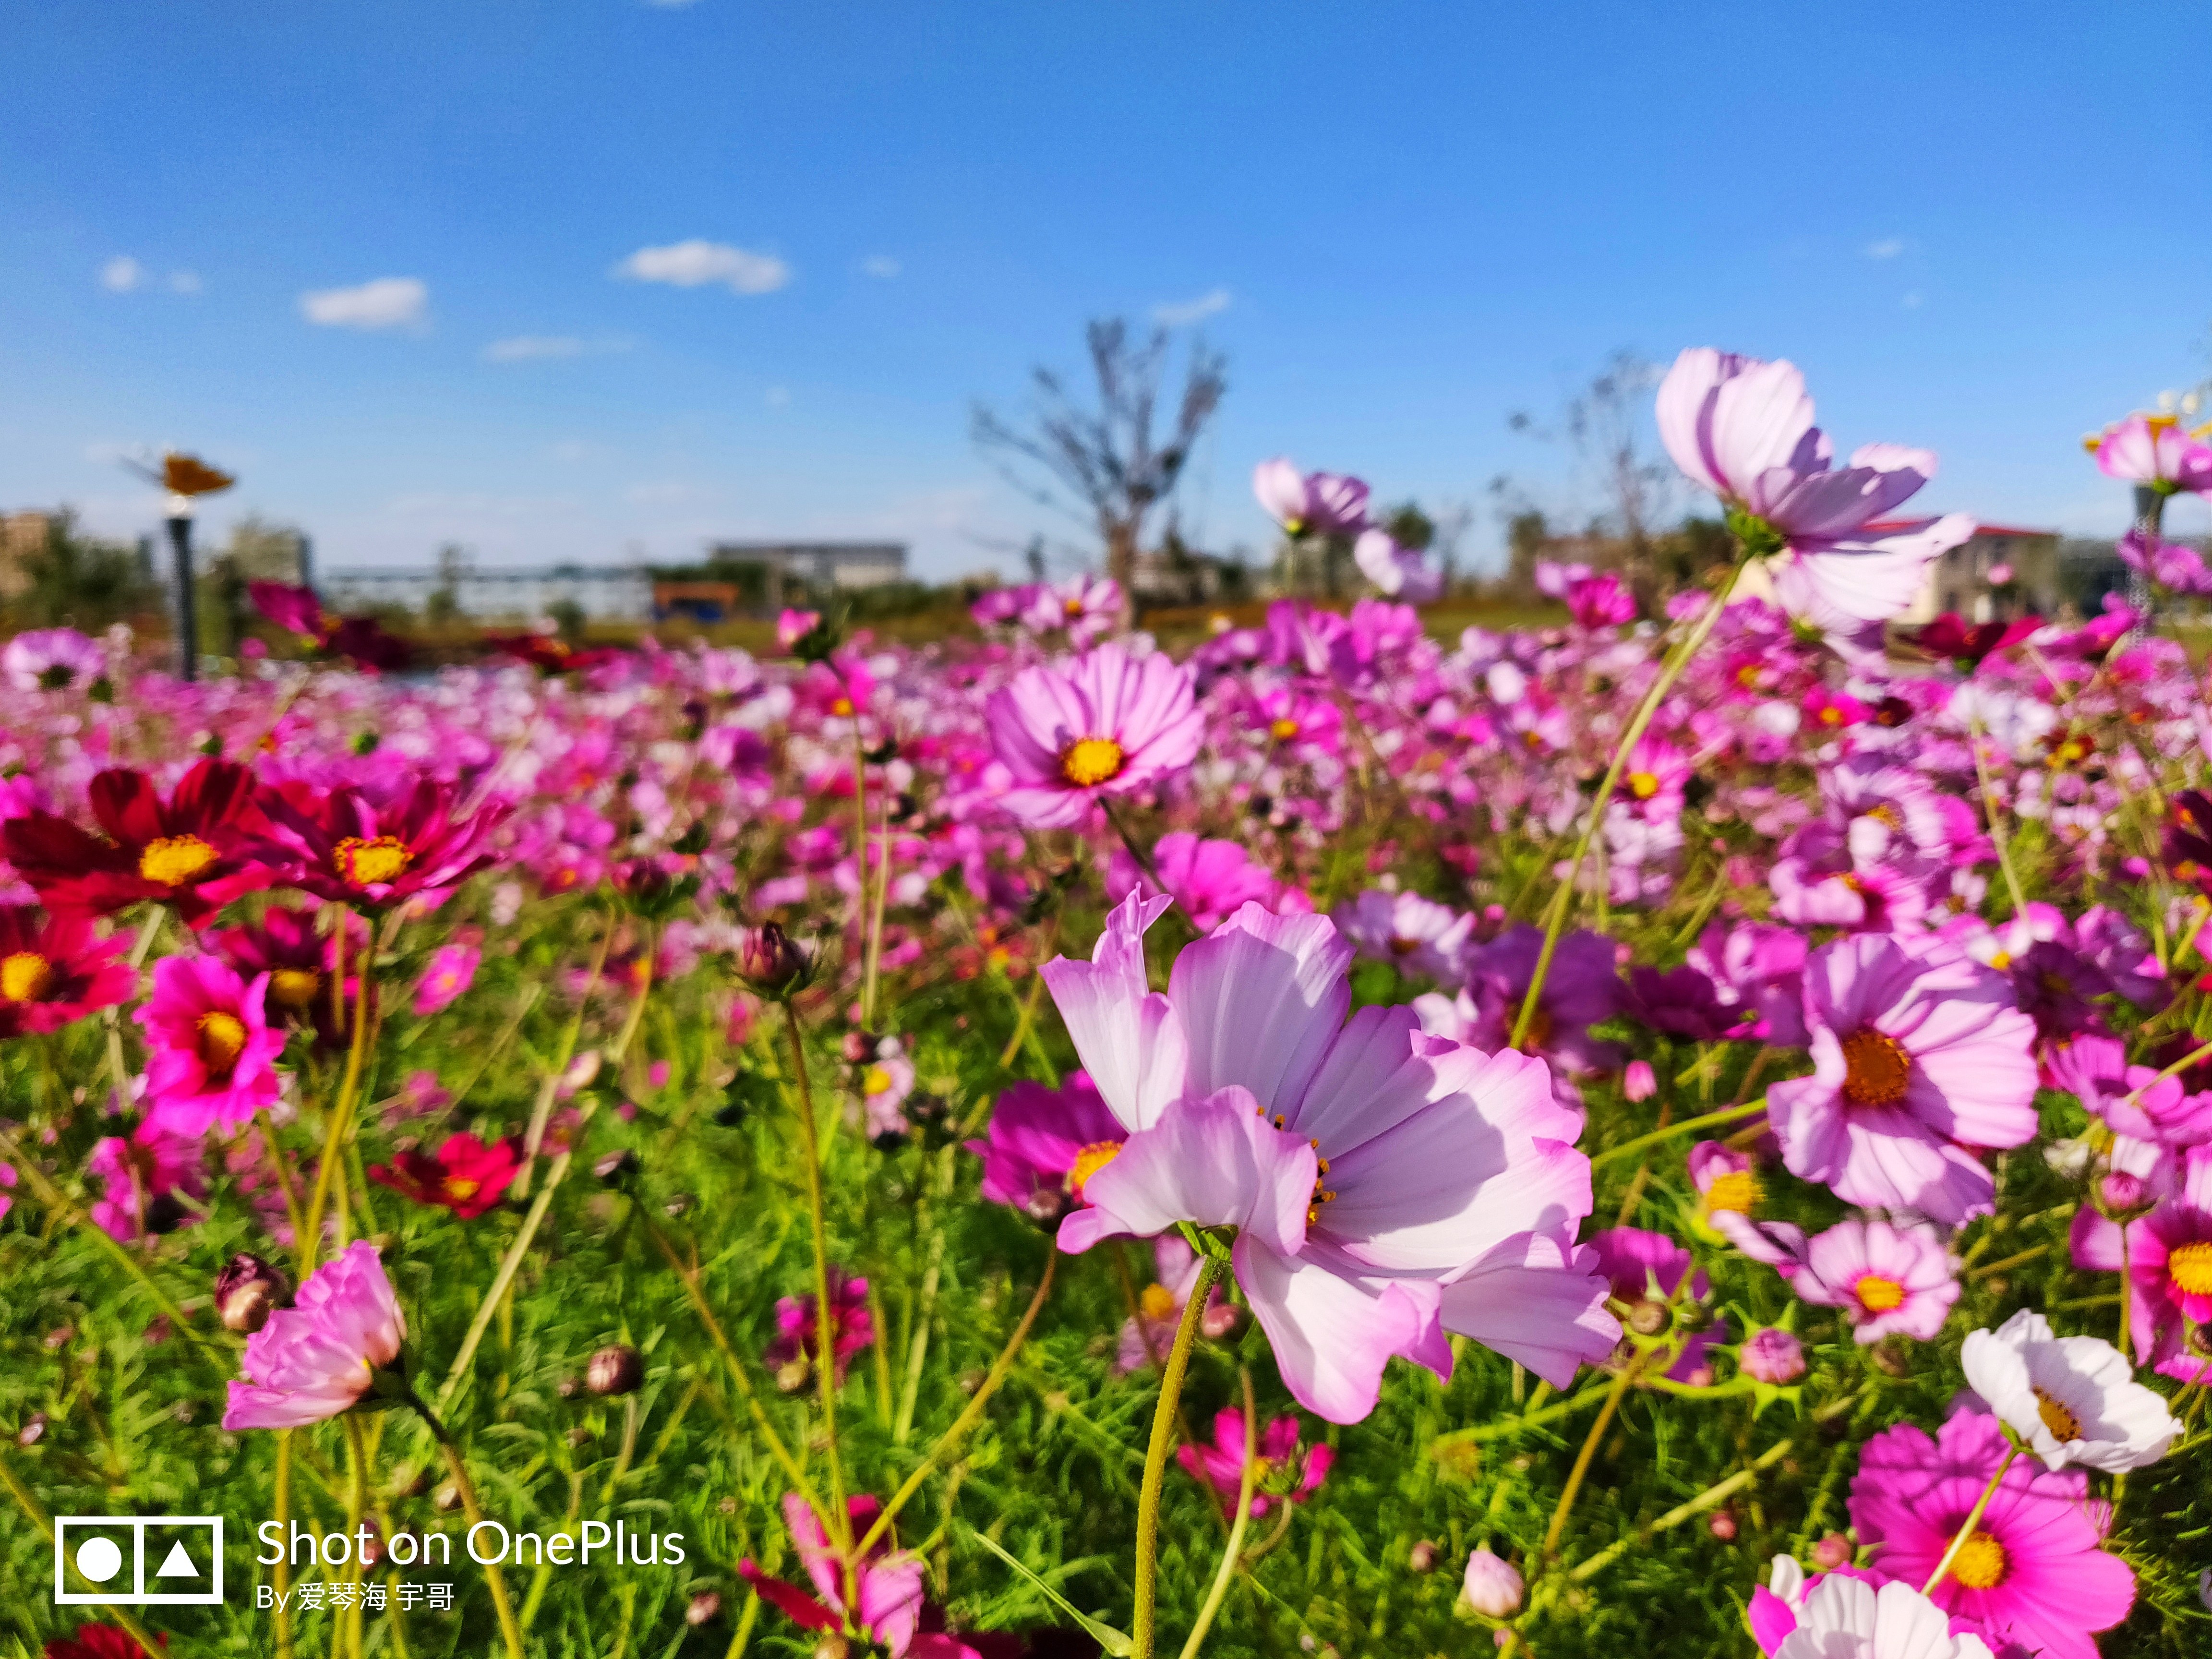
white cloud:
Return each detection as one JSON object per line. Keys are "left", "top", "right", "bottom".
{"left": 860, "top": 255, "right": 902, "bottom": 279}
{"left": 1152, "top": 286, "right": 1232, "bottom": 326}
{"left": 101, "top": 256, "right": 143, "bottom": 292}
{"left": 765, "top": 385, "right": 792, "bottom": 408}
{"left": 482, "top": 335, "right": 633, "bottom": 363}
{"left": 1864, "top": 237, "right": 1905, "bottom": 260}
{"left": 301, "top": 276, "right": 429, "bottom": 330}
{"left": 168, "top": 271, "right": 202, "bottom": 294}
{"left": 614, "top": 240, "right": 790, "bottom": 295}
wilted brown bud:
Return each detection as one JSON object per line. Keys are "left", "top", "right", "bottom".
{"left": 1870, "top": 1336, "right": 1912, "bottom": 1379}
{"left": 1407, "top": 1540, "right": 1439, "bottom": 1574}
{"left": 1625, "top": 1299, "right": 1671, "bottom": 1337}
{"left": 215, "top": 1253, "right": 291, "bottom": 1334}
{"left": 686, "top": 1591, "right": 723, "bottom": 1627}
{"left": 735, "top": 922, "right": 810, "bottom": 995}
{"left": 774, "top": 1358, "right": 812, "bottom": 1395}
{"left": 586, "top": 1345, "right": 644, "bottom": 1397}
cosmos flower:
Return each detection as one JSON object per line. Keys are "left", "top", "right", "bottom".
{"left": 367, "top": 1132, "right": 521, "bottom": 1220}
{"left": 1352, "top": 528, "right": 1443, "bottom": 602}
{"left": 1766, "top": 1575, "right": 1995, "bottom": 1659}
{"left": 43, "top": 1625, "right": 164, "bottom": 1659}
{"left": 1177, "top": 1406, "right": 1334, "bottom": 1518}
{"left": 2071, "top": 1144, "right": 2212, "bottom": 1378}
{"left": 1766, "top": 933, "right": 2038, "bottom": 1226}
{"left": 1108, "top": 832, "right": 1282, "bottom": 933}
{"left": 1332, "top": 889, "right": 1473, "bottom": 987}
{"left": 411, "top": 942, "right": 481, "bottom": 1016}
{"left": 85, "top": 1121, "right": 207, "bottom": 1241}
{"left": 1114, "top": 1234, "right": 1240, "bottom": 1373}
{"left": 1251, "top": 458, "right": 1370, "bottom": 537}
{"left": 1959, "top": 1309, "right": 2179, "bottom": 1472}
{"left": 1791, "top": 1218, "right": 1958, "bottom": 1344}
{"left": 134, "top": 954, "right": 289, "bottom": 1138}
{"left": 2, "top": 628, "right": 106, "bottom": 692}
{"left": 1850, "top": 1407, "right": 2134, "bottom": 1659}
{"left": 739, "top": 1495, "right": 929, "bottom": 1658}
{"left": 1535, "top": 562, "right": 1636, "bottom": 629}
{"left": 208, "top": 904, "right": 352, "bottom": 1029}
{"left": 255, "top": 777, "right": 507, "bottom": 910}
{"left": 0, "top": 906, "right": 132, "bottom": 1035}
{"left": 765, "top": 1267, "right": 876, "bottom": 1384}
{"left": 0, "top": 760, "right": 272, "bottom": 929}
{"left": 965, "top": 1072, "right": 1126, "bottom": 1221}
{"left": 985, "top": 644, "right": 1206, "bottom": 829}
{"left": 2088, "top": 412, "right": 2212, "bottom": 496}
{"left": 223, "top": 1241, "right": 408, "bottom": 1430}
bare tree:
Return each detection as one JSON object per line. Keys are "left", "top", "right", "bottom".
{"left": 1564, "top": 350, "right": 1672, "bottom": 588}
{"left": 973, "top": 320, "right": 1226, "bottom": 619}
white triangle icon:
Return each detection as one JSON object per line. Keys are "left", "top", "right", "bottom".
{"left": 156, "top": 1539, "right": 198, "bottom": 1577}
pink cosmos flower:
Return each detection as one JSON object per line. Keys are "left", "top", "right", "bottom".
{"left": 1, "top": 627, "right": 106, "bottom": 692}
{"left": 738, "top": 1495, "right": 947, "bottom": 1659}
{"left": 0, "top": 906, "right": 133, "bottom": 1035}
{"left": 223, "top": 1241, "right": 407, "bottom": 1430}
{"left": 1251, "top": 458, "right": 1370, "bottom": 536}
{"left": 1107, "top": 832, "right": 1280, "bottom": 932}
{"left": 134, "top": 955, "right": 289, "bottom": 1138}
{"left": 965, "top": 1072, "right": 1125, "bottom": 1221}
{"left": 1535, "top": 562, "right": 1636, "bottom": 629}
{"left": 1766, "top": 934, "right": 2038, "bottom": 1226}
{"left": 1021, "top": 573, "right": 1122, "bottom": 646}
{"left": 1764, "top": 1574, "right": 1996, "bottom": 1659}
{"left": 1115, "top": 1235, "right": 1240, "bottom": 1373}
{"left": 1792, "top": 1217, "right": 1958, "bottom": 1343}
{"left": 1683, "top": 921, "right": 1807, "bottom": 1045}
{"left": 1616, "top": 735, "right": 1690, "bottom": 823}
{"left": 2073, "top": 1144, "right": 2212, "bottom": 1380}
{"left": 985, "top": 643, "right": 1206, "bottom": 828}
{"left": 775, "top": 609, "right": 824, "bottom": 652}
{"left": 1352, "top": 528, "right": 1443, "bottom": 602}
{"left": 2090, "top": 413, "right": 2212, "bottom": 495}
{"left": 1655, "top": 349, "right": 1972, "bottom": 633}
{"left": 1332, "top": 889, "right": 1473, "bottom": 986}
{"left": 1177, "top": 1406, "right": 1334, "bottom": 1518}
{"left": 86, "top": 1122, "right": 207, "bottom": 1240}
{"left": 2117, "top": 527, "right": 2212, "bottom": 595}
{"left": 1850, "top": 1407, "right": 2134, "bottom": 1659}
{"left": 0, "top": 1161, "right": 13, "bottom": 1221}
{"left": 1452, "top": 924, "right": 1624, "bottom": 1087}
{"left": 411, "top": 942, "right": 480, "bottom": 1017}
{"left": 1039, "top": 894, "right": 1617, "bottom": 1422}
{"left": 766, "top": 1267, "right": 875, "bottom": 1383}
{"left": 1685, "top": 1141, "right": 1802, "bottom": 1272}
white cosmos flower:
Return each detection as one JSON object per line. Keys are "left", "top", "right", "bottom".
{"left": 1775, "top": 1575, "right": 1993, "bottom": 1659}
{"left": 1960, "top": 1308, "right": 2182, "bottom": 1472}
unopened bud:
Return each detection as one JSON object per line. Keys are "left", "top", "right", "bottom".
{"left": 1707, "top": 1510, "right": 1737, "bottom": 1541}
{"left": 1461, "top": 1546, "right": 1523, "bottom": 1619}
{"left": 215, "top": 1253, "right": 290, "bottom": 1334}
{"left": 2100, "top": 1171, "right": 2148, "bottom": 1214}
{"left": 1812, "top": 1533, "right": 1852, "bottom": 1572}
{"left": 1623, "top": 1059, "right": 1657, "bottom": 1103}
{"left": 841, "top": 1031, "right": 874, "bottom": 1064}
{"left": 686, "top": 1591, "right": 723, "bottom": 1627}
{"left": 1738, "top": 1327, "right": 1805, "bottom": 1386}
{"left": 593, "top": 1148, "right": 639, "bottom": 1183}
{"left": 735, "top": 922, "right": 810, "bottom": 995}
{"left": 1407, "top": 1540, "right": 1439, "bottom": 1574}
{"left": 1625, "top": 1298, "right": 1671, "bottom": 1337}
{"left": 586, "top": 1345, "right": 644, "bottom": 1397}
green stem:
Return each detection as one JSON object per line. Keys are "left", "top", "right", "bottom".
{"left": 1588, "top": 1098, "right": 1768, "bottom": 1169}
{"left": 1920, "top": 1445, "right": 2019, "bottom": 1595}
{"left": 300, "top": 921, "right": 376, "bottom": 1273}
{"left": 782, "top": 999, "right": 851, "bottom": 1551}
{"left": 1177, "top": 1370, "right": 1259, "bottom": 1659}
{"left": 1511, "top": 559, "right": 1742, "bottom": 1048}
{"left": 1132, "top": 1254, "right": 1222, "bottom": 1659}
{"left": 412, "top": 1398, "right": 525, "bottom": 1659}
{"left": 1567, "top": 1434, "right": 1794, "bottom": 1582}
{"left": 1542, "top": 1355, "right": 1639, "bottom": 1557}
{"left": 343, "top": 1413, "right": 371, "bottom": 1659}
{"left": 0, "top": 1448, "right": 169, "bottom": 1658}
{"left": 1967, "top": 713, "right": 2032, "bottom": 916}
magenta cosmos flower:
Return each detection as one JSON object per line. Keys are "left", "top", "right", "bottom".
{"left": 86, "top": 1121, "right": 206, "bottom": 1240}
{"left": 1177, "top": 1406, "right": 1334, "bottom": 1518}
{"left": 765, "top": 1266, "right": 875, "bottom": 1383}
{"left": 1333, "top": 889, "right": 1473, "bottom": 986}
{"left": 739, "top": 1495, "right": 937, "bottom": 1659}
{"left": 134, "top": 954, "right": 289, "bottom": 1138}
{"left": 1039, "top": 893, "right": 1617, "bottom": 1422}
{"left": 1251, "top": 457, "right": 1370, "bottom": 536}
{"left": 223, "top": 1241, "right": 407, "bottom": 1430}
{"left": 1850, "top": 1407, "right": 2134, "bottom": 1659}
{"left": 2073, "top": 1146, "right": 2212, "bottom": 1379}
{"left": 256, "top": 777, "right": 507, "bottom": 910}
{"left": 1, "top": 627, "right": 106, "bottom": 692}
{"left": 411, "top": 941, "right": 480, "bottom": 1016}
{"left": 965, "top": 1071, "right": 1125, "bottom": 1221}
{"left": 985, "top": 643, "right": 1205, "bottom": 828}
{"left": 1767, "top": 934, "right": 2038, "bottom": 1226}
{"left": 1792, "top": 1217, "right": 1958, "bottom": 1343}
{"left": 1656, "top": 348, "right": 1972, "bottom": 633}
{"left": 1107, "top": 831, "right": 1281, "bottom": 932}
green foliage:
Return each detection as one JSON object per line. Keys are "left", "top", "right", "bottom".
{"left": 3, "top": 511, "right": 160, "bottom": 633}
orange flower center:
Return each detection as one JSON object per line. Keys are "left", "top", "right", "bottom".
{"left": 1853, "top": 1274, "right": 1906, "bottom": 1314}
{"left": 443, "top": 1177, "right": 482, "bottom": 1202}
{"left": 1948, "top": 1533, "right": 2007, "bottom": 1590}
{"left": 333, "top": 835, "right": 413, "bottom": 887}
{"left": 1139, "top": 1283, "right": 1178, "bottom": 1322}
{"left": 1269, "top": 717, "right": 1300, "bottom": 742}
{"left": 1066, "top": 1141, "right": 1122, "bottom": 1197}
{"left": 1626, "top": 771, "right": 1660, "bottom": 800}
{"left": 0, "top": 951, "right": 54, "bottom": 1002}
{"left": 831, "top": 697, "right": 855, "bottom": 717}
{"left": 268, "top": 968, "right": 322, "bottom": 1011}
{"left": 139, "top": 834, "right": 219, "bottom": 887}
{"left": 1704, "top": 1170, "right": 1761, "bottom": 1215}
{"left": 2167, "top": 1240, "right": 2212, "bottom": 1296}
{"left": 1060, "top": 737, "right": 1126, "bottom": 789}
{"left": 197, "top": 1010, "right": 249, "bottom": 1075}
{"left": 2034, "top": 1389, "right": 2081, "bottom": 1442}
{"left": 1865, "top": 803, "right": 1903, "bottom": 830}
{"left": 1840, "top": 1029, "right": 1911, "bottom": 1107}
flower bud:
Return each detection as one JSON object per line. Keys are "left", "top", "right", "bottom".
{"left": 593, "top": 1148, "right": 640, "bottom": 1183}
{"left": 2099, "top": 1171, "right": 2148, "bottom": 1215}
{"left": 214, "top": 1253, "right": 290, "bottom": 1335}
{"left": 586, "top": 1345, "right": 644, "bottom": 1397}
{"left": 1462, "top": 1546, "right": 1523, "bottom": 1619}
{"left": 686, "top": 1591, "right": 724, "bottom": 1626}
{"left": 1738, "top": 1327, "right": 1805, "bottom": 1386}
{"left": 842, "top": 1031, "right": 875, "bottom": 1064}
{"left": 1407, "top": 1540, "right": 1439, "bottom": 1574}
{"left": 736, "top": 922, "right": 810, "bottom": 995}
{"left": 1625, "top": 1298, "right": 1671, "bottom": 1337}
{"left": 1623, "top": 1059, "right": 1657, "bottom": 1103}
{"left": 1812, "top": 1533, "right": 1852, "bottom": 1572}
{"left": 1708, "top": 1509, "right": 1737, "bottom": 1541}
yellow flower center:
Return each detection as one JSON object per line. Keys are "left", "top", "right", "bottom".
{"left": 1840, "top": 1029, "right": 1911, "bottom": 1108}
{"left": 863, "top": 1065, "right": 893, "bottom": 1097}
{"left": 333, "top": 835, "right": 413, "bottom": 888}
{"left": 1705, "top": 1169, "right": 1761, "bottom": 1215}
{"left": 443, "top": 1177, "right": 482, "bottom": 1202}
{"left": 138, "top": 834, "right": 219, "bottom": 887}
{"left": 1064, "top": 598, "right": 1086, "bottom": 619}
{"left": 1139, "top": 1283, "right": 1178, "bottom": 1322}
{"left": 197, "top": 1010, "right": 249, "bottom": 1075}
{"left": 1948, "top": 1533, "right": 2008, "bottom": 1591}
{"left": 2167, "top": 1240, "right": 2212, "bottom": 1296}
{"left": 1066, "top": 1141, "right": 1123, "bottom": 1197}
{"left": 2034, "top": 1389, "right": 2082, "bottom": 1443}
{"left": 1269, "top": 717, "right": 1300, "bottom": 742}
{"left": 0, "top": 951, "right": 54, "bottom": 1003}
{"left": 1626, "top": 771, "right": 1660, "bottom": 800}
{"left": 1060, "top": 737, "right": 1126, "bottom": 789}
{"left": 1818, "top": 706, "right": 1843, "bottom": 725}
{"left": 1854, "top": 1274, "right": 1906, "bottom": 1314}
{"left": 831, "top": 697, "right": 855, "bottom": 717}
{"left": 268, "top": 968, "right": 322, "bottom": 1011}
{"left": 1986, "top": 950, "right": 2012, "bottom": 971}
{"left": 1865, "top": 803, "right": 1903, "bottom": 830}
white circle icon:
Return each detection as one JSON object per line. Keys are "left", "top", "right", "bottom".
{"left": 74, "top": 1536, "right": 124, "bottom": 1583}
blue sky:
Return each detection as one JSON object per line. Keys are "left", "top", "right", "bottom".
{"left": 1, "top": 1, "right": 2205, "bottom": 581}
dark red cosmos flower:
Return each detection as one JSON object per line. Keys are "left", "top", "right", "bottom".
{"left": 254, "top": 779, "right": 507, "bottom": 910}
{"left": 207, "top": 903, "right": 370, "bottom": 1037}
{"left": 367, "top": 1132, "right": 521, "bottom": 1219}
{"left": 47, "top": 1625, "right": 164, "bottom": 1659}
{"left": 0, "top": 906, "right": 134, "bottom": 1036}
{"left": 251, "top": 583, "right": 413, "bottom": 673}
{"left": 1906, "top": 612, "right": 2042, "bottom": 667}
{"left": 0, "top": 760, "right": 272, "bottom": 929}
{"left": 484, "top": 634, "right": 622, "bottom": 674}
{"left": 2166, "top": 791, "right": 2212, "bottom": 895}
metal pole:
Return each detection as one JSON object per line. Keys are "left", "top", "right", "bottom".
{"left": 167, "top": 513, "right": 196, "bottom": 680}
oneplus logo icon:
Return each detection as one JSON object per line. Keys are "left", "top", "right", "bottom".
{"left": 54, "top": 1516, "right": 224, "bottom": 1604}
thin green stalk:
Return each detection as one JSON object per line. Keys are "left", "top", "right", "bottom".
{"left": 1967, "top": 713, "right": 2031, "bottom": 916}
{"left": 1568, "top": 1434, "right": 1794, "bottom": 1582}
{"left": 1101, "top": 795, "right": 1162, "bottom": 887}
{"left": 781, "top": 998, "right": 851, "bottom": 1550}
{"left": 0, "top": 1448, "right": 169, "bottom": 1658}
{"left": 1588, "top": 1097, "right": 1768, "bottom": 1169}
{"left": 1542, "top": 1355, "right": 1640, "bottom": 1557}
{"left": 1511, "top": 560, "right": 1742, "bottom": 1048}
{"left": 413, "top": 1398, "right": 526, "bottom": 1659}
{"left": 1920, "top": 1445, "right": 2020, "bottom": 1594}
{"left": 274, "top": 1430, "right": 296, "bottom": 1659}
{"left": 514, "top": 913, "right": 616, "bottom": 1196}
{"left": 300, "top": 926, "right": 376, "bottom": 1273}
{"left": 1131, "top": 1254, "right": 1223, "bottom": 1659}
{"left": 1177, "top": 1370, "right": 1259, "bottom": 1659}
{"left": 343, "top": 1413, "right": 372, "bottom": 1659}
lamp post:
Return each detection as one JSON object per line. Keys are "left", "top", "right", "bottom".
{"left": 166, "top": 497, "right": 198, "bottom": 680}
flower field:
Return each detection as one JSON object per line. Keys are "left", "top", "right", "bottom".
{"left": 6, "top": 349, "right": 2212, "bottom": 1659}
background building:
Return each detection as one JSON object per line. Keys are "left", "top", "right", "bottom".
{"left": 1902, "top": 524, "right": 2060, "bottom": 623}
{"left": 706, "top": 541, "right": 907, "bottom": 590}
{"left": 323, "top": 564, "right": 653, "bottom": 623}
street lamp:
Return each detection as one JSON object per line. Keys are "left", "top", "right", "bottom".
{"left": 123, "top": 452, "right": 236, "bottom": 680}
